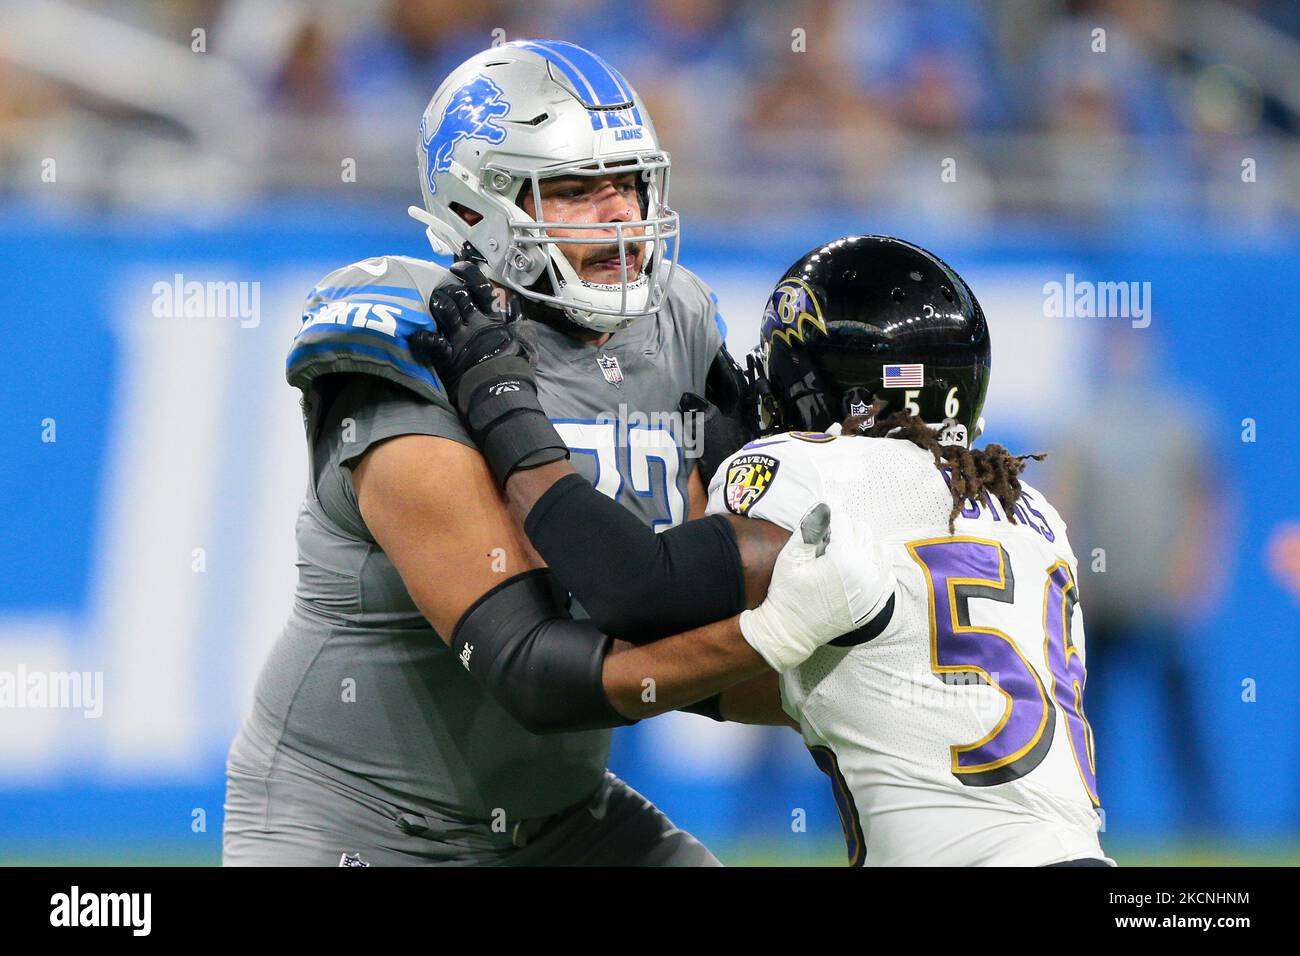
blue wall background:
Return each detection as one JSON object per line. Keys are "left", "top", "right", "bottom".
{"left": 2, "top": 203, "right": 1296, "bottom": 862}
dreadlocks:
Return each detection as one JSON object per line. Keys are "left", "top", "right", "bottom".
{"left": 841, "top": 403, "right": 1045, "bottom": 533}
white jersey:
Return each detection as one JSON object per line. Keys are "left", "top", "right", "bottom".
{"left": 706, "top": 431, "right": 1110, "bottom": 866}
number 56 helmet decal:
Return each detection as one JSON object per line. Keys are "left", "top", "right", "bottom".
{"left": 750, "top": 236, "right": 991, "bottom": 446}
{"left": 409, "top": 40, "right": 680, "bottom": 334}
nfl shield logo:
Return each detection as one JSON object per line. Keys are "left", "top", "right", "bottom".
{"left": 597, "top": 353, "right": 623, "bottom": 387}
{"left": 847, "top": 394, "right": 875, "bottom": 430}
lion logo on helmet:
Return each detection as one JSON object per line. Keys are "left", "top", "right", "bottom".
{"left": 421, "top": 75, "right": 511, "bottom": 195}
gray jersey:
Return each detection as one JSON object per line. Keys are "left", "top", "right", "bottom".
{"left": 229, "top": 255, "right": 723, "bottom": 826}
{"left": 523, "top": 266, "right": 724, "bottom": 530}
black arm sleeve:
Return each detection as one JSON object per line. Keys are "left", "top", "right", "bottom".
{"left": 524, "top": 473, "right": 747, "bottom": 643}
{"left": 450, "top": 569, "right": 636, "bottom": 735}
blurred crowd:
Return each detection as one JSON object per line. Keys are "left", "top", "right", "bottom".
{"left": 1, "top": 0, "right": 1298, "bottom": 221}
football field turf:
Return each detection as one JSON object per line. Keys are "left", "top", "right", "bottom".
{"left": 4, "top": 838, "right": 1297, "bottom": 867}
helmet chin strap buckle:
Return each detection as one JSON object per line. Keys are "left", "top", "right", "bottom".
{"left": 457, "top": 241, "right": 489, "bottom": 266}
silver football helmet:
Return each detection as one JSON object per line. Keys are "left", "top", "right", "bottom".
{"left": 408, "top": 40, "right": 680, "bottom": 333}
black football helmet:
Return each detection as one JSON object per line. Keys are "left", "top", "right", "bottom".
{"left": 750, "top": 235, "right": 990, "bottom": 446}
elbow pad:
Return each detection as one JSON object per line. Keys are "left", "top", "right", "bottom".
{"left": 525, "top": 474, "right": 747, "bottom": 642}
{"left": 449, "top": 569, "right": 635, "bottom": 735}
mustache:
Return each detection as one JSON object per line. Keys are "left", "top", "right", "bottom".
{"left": 581, "top": 241, "right": 648, "bottom": 268}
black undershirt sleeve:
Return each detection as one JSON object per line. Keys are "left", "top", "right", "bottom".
{"left": 524, "top": 473, "right": 748, "bottom": 644}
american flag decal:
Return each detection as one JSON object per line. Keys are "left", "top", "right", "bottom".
{"left": 882, "top": 363, "right": 924, "bottom": 387}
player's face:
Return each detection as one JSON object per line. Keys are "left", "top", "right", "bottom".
{"left": 521, "top": 172, "right": 647, "bottom": 286}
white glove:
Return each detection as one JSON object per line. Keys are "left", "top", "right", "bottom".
{"left": 739, "top": 502, "right": 895, "bottom": 673}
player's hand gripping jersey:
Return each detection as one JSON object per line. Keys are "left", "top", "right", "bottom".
{"left": 707, "top": 431, "right": 1110, "bottom": 866}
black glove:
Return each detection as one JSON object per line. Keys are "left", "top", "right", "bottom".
{"left": 411, "top": 260, "right": 517, "bottom": 402}
{"left": 680, "top": 391, "right": 755, "bottom": 488}
{"left": 679, "top": 345, "right": 760, "bottom": 485}
{"left": 411, "top": 261, "right": 568, "bottom": 486}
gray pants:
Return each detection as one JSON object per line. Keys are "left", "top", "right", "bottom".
{"left": 223, "top": 761, "right": 720, "bottom": 867}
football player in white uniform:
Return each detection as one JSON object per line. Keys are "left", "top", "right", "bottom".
{"left": 415, "top": 235, "right": 1110, "bottom": 867}
{"left": 700, "top": 236, "right": 1110, "bottom": 866}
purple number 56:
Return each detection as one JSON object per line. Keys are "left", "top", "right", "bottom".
{"left": 908, "top": 537, "right": 1099, "bottom": 805}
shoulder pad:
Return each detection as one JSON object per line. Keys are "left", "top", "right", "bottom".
{"left": 286, "top": 255, "right": 450, "bottom": 405}
{"left": 665, "top": 265, "right": 726, "bottom": 343}
{"left": 705, "top": 430, "right": 825, "bottom": 527}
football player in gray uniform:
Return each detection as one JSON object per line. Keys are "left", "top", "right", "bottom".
{"left": 222, "top": 40, "right": 884, "bottom": 867}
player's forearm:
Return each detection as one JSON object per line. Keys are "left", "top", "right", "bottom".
{"left": 523, "top": 473, "right": 748, "bottom": 642}
{"left": 719, "top": 671, "right": 799, "bottom": 728}
{"left": 602, "top": 615, "right": 769, "bottom": 719}
{"left": 501, "top": 460, "right": 573, "bottom": 527}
